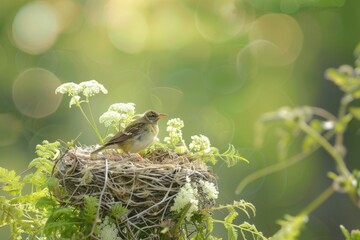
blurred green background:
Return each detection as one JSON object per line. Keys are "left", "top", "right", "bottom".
{"left": 1, "top": 0, "right": 359, "bottom": 239}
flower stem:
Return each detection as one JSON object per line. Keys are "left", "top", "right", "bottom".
{"left": 299, "top": 121, "right": 350, "bottom": 177}
{"left": 335, "top": 94, "right": 353, "bottom": 156}
{"left": 301, "top": 185, "right": 334, "bottom": 216}
{"left": 78, "top": 105, "right": 103, "bottom": 143}
{"left": 235, "top": 149, "right": 315, "bottom": 195}
{"left": 86, "top": 100, "right": 103, "bottom": 144}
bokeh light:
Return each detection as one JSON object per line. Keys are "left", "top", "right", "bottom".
{"left": 196, "top": 107, "right": 234, "bottom": 149}
{"left": 52, "top": 0, "right": 81, "bottom": 33}
{"left": 150, "top": 87, "right": 184, "bottom": 112}
{"left": 12, "top": 1, "right": 60, "bottom": 55}
{"left": 195, "top": 0, "right": 251, "bottom": 43}
{"left": 249, "top": 13, "right": 303, "bottom": 65}
{"left": 237, "top": 40, "right": 294, "bottom": 87}
{"left": 105, "top": 0, "right": 148, "bottom": 53}
{"left": 12, "top": 68, "right": 62, "bottom": 118}
{"left": 147, "top": 3, "right": 192, "bottom": 50}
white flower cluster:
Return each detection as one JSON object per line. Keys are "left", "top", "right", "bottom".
{"left": 199, "top": 180, "right": 218, "bottom": 199}
{"left": 79, "top": 80, "right": 108, "bottom": 97}
{"left": 55, "top": 80, "right": 108, "bottom": 107}
{"left": 171, "top": 178, "right": 218, "bottom": 221}
{"left": 170, "top": 181, "right": 199, "bottom": 221}
{"left": 99, "top": 103, "right": 136, "bottom": 130}
{"left": 98, "top": 216, "right": 121, "bottom": 240}
{"left": 189, "top": 134, "right": 212, "bottom": 154}
{"left": 164, "top": 118, "right": 185, "bottom": 146}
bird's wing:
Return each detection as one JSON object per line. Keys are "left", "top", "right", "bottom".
{"left": 104, "top": 122, "right": 147, "bottom": 146}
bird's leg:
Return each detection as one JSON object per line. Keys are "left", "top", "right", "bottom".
{"left": 123, "top": 151, "right": 131, "bottom": 159}
{"left": 136, "top": 153, "right": 144, "bottom": 161}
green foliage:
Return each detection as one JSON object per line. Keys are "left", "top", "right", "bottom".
{"left": 0, "top": 140, "right": 60, "bottom": 239}
{"left": 208, "top": 200, "right": 266, "bottom": 240}
{"left": 0, "top": 168, "right": 23, "bottom": 196}
{"left": 109, "top": 202, "right": 128, "bottom": 220}
{"left": 213, "top": 145, "right": 249, "bottom": 167}
{"left": 270, "top": 215, "right": 308, "bottom": 240}
{"left": 240, "top": 43, "right": 360, "bottom": 240}
{"left": 340, "top": 225, "right": 360, "bottom": 240}
{"left": 44, "top": 196, "right": 100, "bottom": 239}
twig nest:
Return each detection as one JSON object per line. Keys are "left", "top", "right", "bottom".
{"left": 53, "top": 146, "right": 217, "bottom": 239}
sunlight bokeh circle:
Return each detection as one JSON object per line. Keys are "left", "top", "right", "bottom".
{"left": 12, "top": 1, "right": 59, "bottom": 55}
{"left": 249, "top": 13, "right": 303, "bottom": 65}
{"left": 195, "top": 0, "right": 250, "bottom": 43}
{"left": 105, "top": 0, "right": 148, "bottom": 54}
{"left": 12, "top": 68, "right": 62, "bottom": 118}
{"left": 237, "top": 40, "right": 294, "bottom": 87}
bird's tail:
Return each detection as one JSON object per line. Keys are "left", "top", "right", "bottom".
{"left": 90, "top": 145, "right": 106, "bottom": 157}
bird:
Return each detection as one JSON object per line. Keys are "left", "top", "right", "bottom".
{"left": 91, "top": 110, "right": 166, "bottom": 158}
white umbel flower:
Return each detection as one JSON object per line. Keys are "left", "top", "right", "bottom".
{"left": 164, "top": 118, "right": 185, "bottom": 146}
{"left": 189, "top": 135, "right": 212, "bottom": 154}
{"left": 99, "top": 102, "right": 137, "bottom": 130}
{"left": 55, "top": 82, "right": 82, "bottom": 96}
{"left": 170, "top": 181, "right": 199, "bottom": 221}
{"left": 199, "top": 180, "right": 218, "bottom": 200}
{"left": 69, "top": 96, "right": 81, "bottom": 108}
{"left": 108, "top": 103, "right": 135, "bottom": 114}
{"left": 99, "top": 111, "right": 122, "bottom": 127}
{"left": 79, "top": 80, "right": 108, "bottom": 97}
{"left": 98, "top": 216, "right": 121, "bottom": 240}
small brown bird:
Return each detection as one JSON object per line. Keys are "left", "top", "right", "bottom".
{"left": 91, "top": 110, "right": 166, "bottom": 157}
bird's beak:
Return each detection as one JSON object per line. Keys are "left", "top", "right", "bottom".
{"left": 157, "top": 113, "right": 167, "bottom": 120}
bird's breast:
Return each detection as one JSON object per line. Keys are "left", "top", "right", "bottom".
{"left": 128, "top": 125, "right": 158, "bottom": 152}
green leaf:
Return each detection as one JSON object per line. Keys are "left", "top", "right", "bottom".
{"left": 224, "top": 206, "right": 239, "bottom": 240}
{"left": 0, "top": 167, "right": 23, "bottom": 196}
{"left": 35, "top": 140, "right": 60, "bottom": 160}
{"left": 46, "top": 176, "right": 59, "bottom": 191}
{"left": 44, "top": 206, "right": 81, "bottom": 238}
{"left": 335, "top": 114, "right": 353, "bottom": 133}
{"left": 302, "top": 119, "right": 324, "bottom": 152}
{"left": 349, "top": 107, "right": 360, "bottom": 120}
{"left": 36, "top": 197, "right": 57, "bottom": 209}
{"left": 81, "top": 196, "right": 98, "bottom": 224}
{"left": 29, "top": 157, "right": 54, "bottom": 174}
{"left": 109, "top": 202, "right": 128, "bottom": 220}
{"left": 216, "top": 145, "right": 248, "bottom": 167}
{"left": 325, "top": 68, "right": 348, "bottom": 88}
{"left": 271, "top": 214, "right": 308, "bottom": 240}
{"left": 23, "top": 172, "right": 48, "bottom": 189}
{"left": 354, "top": 43, "right": 360, "bottom": 59}
{"left": 341, "top": 225, "right": 352, "bottom": 240}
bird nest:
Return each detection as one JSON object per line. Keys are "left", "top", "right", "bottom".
{"left": 53, "top": 146, "right": 217, "bottom": 239}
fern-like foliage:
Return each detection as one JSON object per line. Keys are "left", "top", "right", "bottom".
{"left": 44, "top": 197, "right": 100, "bottom": 239}
{"left": 210, "top": 200, "right": 267, "bottom": 240}
{"left": 199, "top": 144, "right": 248, "bottom": 167}
{"left": 0, "top": 141, "right": 60, "bottom": 239}
{"left": 109, "top": 202, "right": 128, "bottom": 220}
{"left": 213, "top": 145, "right": 249, "bottom": 167}
{"left": 270, "top": 214, "right": 308, "bottom": 240}
{"left": 0, "top": 168, "right": 23, "bottom": 196}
